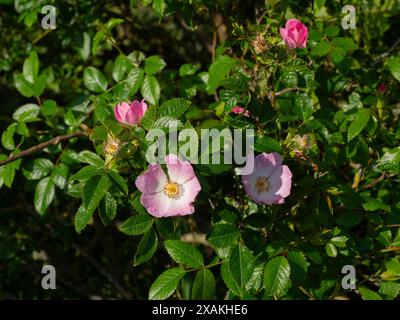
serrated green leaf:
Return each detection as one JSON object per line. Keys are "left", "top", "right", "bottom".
{"left": 192, "top": 269, "right": 216, "bottom": 300}
{"left": 2, "top": 123, "right": 17, "bottom": 150}
{"left": 83, "top": 174, "right": 109, "bottom": 214}
{"left": 34, "top": 177, "right": 55, "bottom": 215}
{"left": 51, "top": 163, "right": 69, "bottom": 189}
{"left": 119, "top": 214, "right": 154, "bottom": 235}
{"left": 164, "top": 240, "right": 204, "bottom": 268}
{"left": 385, "top": 258, "right": 400, "bottom": 276}
{"left": 159, "top": 98, "right": 190, "bottom": 118}
{"left": 126, "top": 67, "right": 144, "bottom": 95}
{"left": 359, "top": 287, "right": 382, "bottom": 300}
{"left": 149, "top": 268, "right": 186, "bottom": 300}
{"left": 83, "top": 67, "right": 108, "bottom": 93}
{"left": 70, "top": 165, "right": 102, "bottom": 181}
{"left": 386, "top": 55, "right": 400, "bottom": 82}
{"left": 347, "top": 108, "right": 370, "bottom": 141}
{"left": 263, "top": 256, "right": 291, "bottom": 299}
{"left": 23, "top": 158, "right": 53, "bottom": 180}
{"left": 207, "top": 55, "right": 237, "bottom": 93}
{"left": 208, "top": 223, "right": 240, "bottom": 252}
{"left": 141, "top": 74, "right": 160, "bottom": 105}
{"left": 220, "top": 261, "right": 243, "bottom": 297}
{"left": 79, "top": 150, "right": 104, "bottom": 167}
{"left": 98, "top": 192, "right": 117, "bottom": 225}
{"left": 23, "top": 51, "right": 39, "bottom": 83}
{"left": 325, "top": 243, "right": 337, "bottom": 257}
{"left": 144, "top": 55, "right": 166, "bottom": 75}
{"left": 229, "top": 244, "right": 254, "bottom": 288}
{"left": 112, "top": 54, "right": 131, "bottom": 82}
{"left": 134, "top": 227, "right": 158, "bottom": 266}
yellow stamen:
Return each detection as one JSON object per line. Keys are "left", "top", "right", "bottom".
{"left": 255, "top": 176, "right": 270, "bottom": 193}
{"left": 164, "top": 181, "right": 180, "bottom": 198}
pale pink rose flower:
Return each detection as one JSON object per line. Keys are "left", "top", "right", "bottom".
{"left": 241, "top": 152, "right": 292, "bottom": 204}
{"left": 231, "top": 106, "right": 250, "bottom": 117}
{"left": 135, "top": 154, "right": 201, "bottom": 218}
{"left": 280, "top": 19, "right": 308, "bottom": 49}
{"left": 114, "top": 99, "right": 148, "bottom": 125}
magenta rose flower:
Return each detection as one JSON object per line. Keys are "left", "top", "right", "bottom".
{"left": 231, "top": 106, "right": 250, "bottom": 117}
{"left": 135, "top": 154, "right": 201, "bottom": 218}
{"left": 241, "top": 152, "right": 292, "bottom": 204}
{"left": 377, "top": 83, "right": 388, "bottom": 94}
{"left": 114, "top": 99, "right": 148, "bottom": 125}
{"left": 280, "top": 19, "right": 308, "bottom": 49}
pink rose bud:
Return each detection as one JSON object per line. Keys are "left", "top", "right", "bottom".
{"left": 242, "top": 152, "right": 292, "bottom": 205}
{"left": 231, "top": 106, "right": 250, "bottom": 117}
{"left": 135, "top": 154, "right": 201, "bottom": 218}
{"left": 280, "top": 19, "right": 308, "bottom": 49}
{"left": 114, "top": 99, "right": 148, "bottom": 125}
{"left": 377, "top": 83, "right": 388, "bottom": 94}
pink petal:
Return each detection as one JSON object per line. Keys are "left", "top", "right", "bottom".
{"left": 135, "top": 163, "right": 168, "bottom": 194}
{"left": 286, "top": 19, "right": 301, "bottom": 29}
{"left": 255, "top": 152, "right": 283, "bottom": 178}
{"left": 165, "top": 154, "right": 196, "bottom": 184}
{"left": 139, "top": 99, "right": 148, "bottom": 118}
{"left": 114, "top": 102, "right": 131, "bottom": 123}
{"left": 125, "top": 108, "right": 139, "bottom": 125}
{"left": 268, "top": 165, "right": 292, "bottom": 198}
{"left": 140, "top": 177, "right": 200, "bottom": 218}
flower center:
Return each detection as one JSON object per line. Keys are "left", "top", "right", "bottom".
{"left": 164, "top": 181, "right": 181, "bottom": 199}
{"left": 105, "top": 142, "right": 119, "bottom": 155}
{"left": 255, "top": 176, "right": 270, "bottom": 193}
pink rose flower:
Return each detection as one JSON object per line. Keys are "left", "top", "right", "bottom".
{"left": 114, "top": 99, "right": 148, "bottom": 125}
{"left": 241, "top": 152, "right": 292, "bottom": 204}
{"left": 135, "top": 154, "right": 201, "bottom": 218}
{"left": 280, "top": 19, "right": 308, "bottom": 49}
{"left": 231, "top": 106, "right": 250, "bottom": 117}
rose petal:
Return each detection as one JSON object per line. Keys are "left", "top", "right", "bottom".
{"left": 135, "top": 163, "right": 168, "bottom": 194}
{"left": 165, "top": 154, "right": 196, "bottom": 184}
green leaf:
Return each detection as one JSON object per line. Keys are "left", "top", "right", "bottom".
{"left": 2, "top": 123, "right": 17, "bottom": 150}
{"left": 15, "top": 74, "right": 35, "bottom": 97}
{"left": 112, "top": 54, "right": 131, "bottom": 82}
{"left": 192, "top": 269, "right": 216, "bottom": 300}
{"left": 310, "top": 40, "right": 331, "bottom": 57}
{"left": 293, "top": 93, "right": 313, "bottom": 123}
{"left": 41, "top": 100, "right": 58, "bottom": 117}
{"left": 208, "top": 223, "right": 240, "bottom": 252}
{"left": 254, "top": 136, "right": 283, "bottom": 153}
{"left": 221, "top": 261, "right": 243, "bottom": 297}
{"left": 179, "top": 63, "right": 199, "bottom": 77}
{"left": 119, "top": 214, "right": 154, "bottom": 235}
{"left": 98, "top": 192, "right": 117, "bottom": 225}
{"left": 263, "top": 256, "right": 291, "bottom": 299}
{"left": 332, "top": 37, "right": 358, "bottom": 52}
{"left": 379, "top": 282, "right": 400, "bottom": 299}
{"left": 79, "top": 150, "right": 104, "bottom": 167}
{"left": 386, "top": 55, "right": 400, "bottom": 82}
{"left": 149, "top": 268, "right": 186, "bottom": 300}
{"left": 144, "top": 55, "right": 166, "bottom": 75}
{"left": 74, "top": 203, "right": 94, "bottom": 233}
{"left": 330, "top": 236, "right": 349, "bottom": 248}
{"left": 23, "top": 158, "right": 54, "bottom": 180}
{"left": 1, "top": 160, "right": 20, "bottom": 188}
{"left": 229, "top": 244, "right": 255, "bottom": 288}
{"left": 152, "top": 0, "right": 166, "bottom": 17}
{"left": 32, "top": 74, "right": 47, "bottom": 97}
{"left": 325, "top": 25, "right": 340, "bottom": 37}
{"left": 207, "top": 55, "right": 237, "bottom": 93}
{"left": 325, "top": 243, "right": 337, "bottom": 257}
{"left": 385, "top": 258, "right": 400, "bottom": 276}
{"left": 134, "top": 227, "right": 158, "bottom": 266}
{"left": 347, "top": 108, "right": 370, "bottom": 141}
{"left": 141, "top": 74, "right": 160, "bottom": 105}
{"left": 23, "top": 51, "right": 39, "bottom": 83}
{"left": 359, "top": 287, "right": 382, "bottom": 300}
{"left": 107, "top": 170, "right": 128, "bottom": 195}
{"left": 83, "top": 67, "right": 108, "bottom": 93}
{"left": 92, "top": 31, "right": 105, "bottom": 55}
{"left": 159, "top": 98, "right": 190, "bottom": 118}
{"left": 164, "top": 240, "right": 204, "bottom": 268}
{"left": 140, "top": 104, "right": 158, "bottom": 130}
{"left": 125, "top": 67, "right": 144, "bottom": 95}
{"left": 34, "top": 177, "right": 55, "bottom": 215}
{"left": 70, "top": 165, "right": 102, "bottom": 181}
{"left": 377, "top": 147, "right": 400, "bottom": 174}
{"left": 13, "top": 103, "right": 40, "bottom": 122}
{"left": 82, "top": 174, "right": 109, "bottom": 214}
{"left": 245, "top": 263, "right": 265, "bottom": 292}
{"left": 51, "top": 163, "right": 69, "bottom": 189}
{"left": 105, "top": 18, "right": 124, "bottom": 31}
